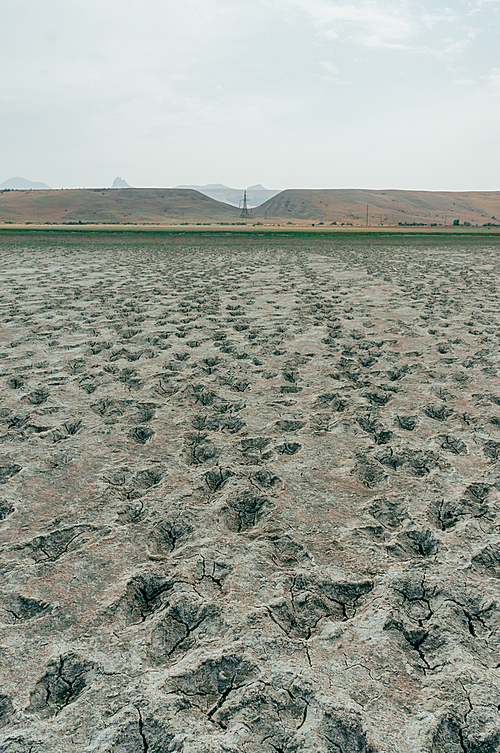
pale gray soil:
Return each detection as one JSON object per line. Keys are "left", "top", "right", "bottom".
{"left": 0, "top": 232, "right": 500, "bottom": 752}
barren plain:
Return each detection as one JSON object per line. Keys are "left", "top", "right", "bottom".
{"left": 1, "top": 231, "right": 500, "bottom": 752}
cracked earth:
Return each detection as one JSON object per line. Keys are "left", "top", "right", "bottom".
{"left": 1, "top": 232, "right": 500, "bottom": 752}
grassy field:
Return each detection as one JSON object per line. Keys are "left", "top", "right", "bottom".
{"left": 1, "top": 222, "right": 500, "bottom": 236}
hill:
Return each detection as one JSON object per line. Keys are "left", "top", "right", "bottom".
{"left": 254, "top": 188, "right": 500, "bottom": 226}
{"left": 0, "top": 177, "right": 51, "bottom": 189}
{"left": 0, "top": 188, "right": 241, "bottom": 224}
{"left": 2, "top": 187, "right": 499, "bottom": 227}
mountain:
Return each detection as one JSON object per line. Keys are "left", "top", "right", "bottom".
{"left": 176, "top": 183, "right": 231, "bottom": 190}
{"left": 254, "top": 188, "right": 500, "bottom": 225}
{"left": 0, "top": 188, "right": 241, "bottom": 224}
{"left": 112, "top": 177, "right": 133, "bottom": 188}
{"left": 0, "top": 177, "right": 51, "bottom": 189}
{"left": 174, "top": 184, "right": 281, "bottom": 208}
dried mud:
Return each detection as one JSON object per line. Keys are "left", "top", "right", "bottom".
{"left": 1, "top": 232, "right": 500, "bottom": 752}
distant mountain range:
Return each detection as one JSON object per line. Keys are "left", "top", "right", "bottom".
{"left": 0, "top": 178, "right": 278, "bottom": 207}
{"left": 174, "top": 184, "right": 280, "bottom": 207}
{"left": 0, "top": 177, "right": 51, "bottom": 189}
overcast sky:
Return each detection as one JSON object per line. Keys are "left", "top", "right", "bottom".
{"left": 2, "top": 0, "right": 499, "bottom": 190}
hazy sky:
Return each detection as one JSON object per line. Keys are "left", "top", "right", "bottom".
{"left": 2, "top": 0, "right": 499, "bottom": 189}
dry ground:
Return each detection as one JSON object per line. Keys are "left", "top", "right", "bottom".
{"left": 0, "top": 232, "right": 500, "bottom": 752}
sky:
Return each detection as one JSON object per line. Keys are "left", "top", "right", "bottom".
{"left": 1, "top": 0, "right": 499, "bottom": 190}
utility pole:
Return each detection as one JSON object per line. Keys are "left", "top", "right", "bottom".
{"left": 366, "top": 205, "right": 369, "bottom": 227}
{"left": 240, "top": 190, "right": 250, "bottom": 219}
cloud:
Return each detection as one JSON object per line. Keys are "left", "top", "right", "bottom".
{"left": 439, "top": 31, "right": 476, "bottom": 61}
{"left": 278, "top": 0, "right": 492, "bottom": 56}
{"left": 280, "top": 0, "right": 414, "bottom": 48}
{"left": 421, "top": 8, "right": 459, "bottom": 29}
{"left": 1, "top": 0, "right": 498, "bottom": 188}
{"left": 488, "top": 66, "right": 500, "bottom": 91}
{"left": 320, "top": 61, "right": 340, "bottom": 73}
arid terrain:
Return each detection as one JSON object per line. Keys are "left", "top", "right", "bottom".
{"left": 257, "top": 189, "right": 500, "bottom": 227}
{"left": 1, "top": 187, "right": 500, "bottom": 227}
{"left": 0, "top": 189, "right": 241, "bottom": 225}
{"left": 1, "top": 231, "right": 500, "bottom": 752}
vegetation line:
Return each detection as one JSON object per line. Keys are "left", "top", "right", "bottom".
{"left": 0, "top": 224, "right": 499, "bottom": 237}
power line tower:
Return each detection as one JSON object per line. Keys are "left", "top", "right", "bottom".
{"left": 240, "top": 190, "right": 250, "bottom": 219}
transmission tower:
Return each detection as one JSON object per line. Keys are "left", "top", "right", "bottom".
{"left": 240, "top": 190, "right": 250, "bottom": 219}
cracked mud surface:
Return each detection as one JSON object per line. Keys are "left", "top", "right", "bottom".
{"left": 1, "top": 232, "right": 500, "bottom": 751}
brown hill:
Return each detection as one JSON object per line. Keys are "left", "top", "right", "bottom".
{"left": 254, "top": 189, "right": 500, "bottom": 226}
{"left": 0, "top": 188, "right": 241, "bottom": 224}
{"left": 2, "top": 187, "right": 499, "bottom": 227}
